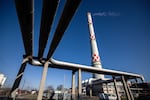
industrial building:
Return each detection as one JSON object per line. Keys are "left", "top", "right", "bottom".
{"left": 4, "top": 0, "right": 147, "bottom": 100}
{"left": 81, "top": 12, "right": 147, "bottom": 100}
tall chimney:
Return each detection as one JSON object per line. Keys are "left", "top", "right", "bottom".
{"left": 87, "top": 12, "right": 104, "bottom": 80}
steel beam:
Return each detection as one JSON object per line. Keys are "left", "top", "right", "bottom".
{"left": 9, "top": 57, "right": 29, "bottom": 97}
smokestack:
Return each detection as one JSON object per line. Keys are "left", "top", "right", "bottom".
{"left": 87, "top": 12, "right": 104, "bottom": 80}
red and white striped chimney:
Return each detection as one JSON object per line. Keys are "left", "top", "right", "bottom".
{"left": 87, "top": 12, "right": 104, "bottom": 80}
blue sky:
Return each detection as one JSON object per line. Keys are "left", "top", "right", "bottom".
{"left": 0, "top": 0, "right": 150, "bottom": 90}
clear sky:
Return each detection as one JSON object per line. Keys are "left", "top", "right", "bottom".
{"left": 0, "top": 0, "right": 150, "bottom": 90}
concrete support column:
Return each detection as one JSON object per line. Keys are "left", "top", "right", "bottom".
{"left": 113, "top": 76, "right": 121, "bottom": 100}
{"left": 126, "top": 81, "right": 134, "bottom": 100}
{"left": 37, "top": 61, "right": 49, "bottom": 100}
{"left": 135, "top": 78, "right": 140, "bottom": 94}
{"left": 121, "top": 75, "right": 131, "bottom": 100}
{"left": 106, "top": 83, "right": 109, "bottom": 93}
{"left": 89, "top": 85, "right": 92, "bottom": 97}
{"left": 78, "top": 68, "right": 82, "bottom": 99}
{"left": 71, "top": 70, "right": 76, "bottom": 100}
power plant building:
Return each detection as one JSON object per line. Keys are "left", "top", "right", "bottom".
{"left": 82, "top": 12, "right": 145, "bottom": 99}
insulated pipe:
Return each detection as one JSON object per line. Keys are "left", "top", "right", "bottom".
{"left": 87, "top": 12, "right": 104, "bottom": 80}
{"left": 140, "top": 76, "right": 145, "bottom": 83}
{"left": 49, "top": 58, "right": 143, "bottom": 78}
{"left": 31, "top": 59, "right": 43, "bottom": 66}
{"left": 28, "top": 57, "right": 143, "bottom": 80}
{"left": 29, "top": 57, "right": 142, "bottom": 78}
{"left": 15, "top": 0, "right": 34, "bottom": 56}
{"left": 38, "top": 0, "right": 60, "bottom": 59}
{"left": 46, "top": 0, "right": 81, "bottom": 59}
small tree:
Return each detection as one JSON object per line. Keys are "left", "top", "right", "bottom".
{"left": 44, "top": 85, "right": 54, "bottom": 99}
{"left": 47, "top": 85, "right": 54, "bottom": 91}
{"left": 56, "top": 84, "right": 63, "bottom": 91}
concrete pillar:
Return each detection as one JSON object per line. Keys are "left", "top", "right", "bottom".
{"left": 113, "top": 76, "right": 121, "bottom": 100}
{"left": 71, "top": 70, "right": 76, "bottom": 100}
{"left": 37, "top": 61, "right": 49, "bottom": 100}
{"left": 121, "top": 75, "right": 131, "bottom": 100}
{"left": 106, "top": 83, "right": 109, "bottom": 93}
{"left": 126, "top": 81, "right": 134, "bottom": 100}
{"left": 135, "top": 78, "right": 140, "bottom": 94}
{"left": 78, "top": 68, "right": 82, "bottom": 99}
{"left": 89, "top": 85, "right": 92, "bottom": 97}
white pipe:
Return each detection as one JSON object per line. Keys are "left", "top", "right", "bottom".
{"left": 29, "top": 57, "right": 142, "bottom": 78}
{"left": 49, "top": 58, "right": 142, "bottom": 78}
{"left": 31, "top": 59, "right": 43, "bottom": 66}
